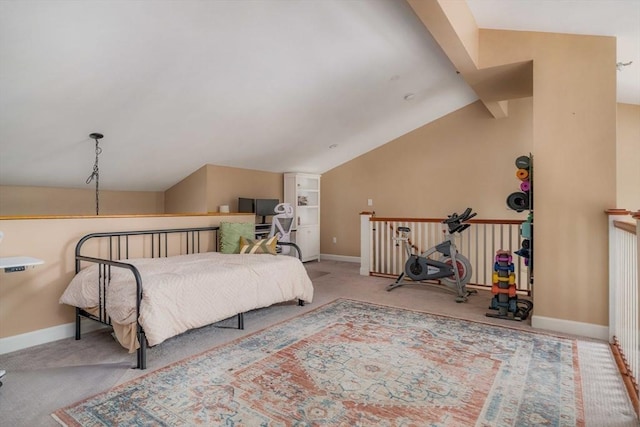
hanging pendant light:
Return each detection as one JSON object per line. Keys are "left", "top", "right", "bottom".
{"left": 86, "top": 133, "right": 104, "bottom": 215}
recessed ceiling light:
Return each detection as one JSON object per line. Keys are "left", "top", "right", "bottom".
{"left": 404, "top": 93, "right": 415, "bottom": 101}
{"left": 329, "top": 144, "right": 338, "bottom": 149}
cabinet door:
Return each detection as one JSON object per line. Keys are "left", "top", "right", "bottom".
{"left": 296, "top": 225, "right": 320, "bottom": 262}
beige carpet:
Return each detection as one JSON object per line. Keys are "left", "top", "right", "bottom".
{"left": 0, "top": 260, "right": 637, "bottom": 426}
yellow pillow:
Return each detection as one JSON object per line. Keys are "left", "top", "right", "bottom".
{"left": 239, "top": 236, "right": 278, "bottom": 255}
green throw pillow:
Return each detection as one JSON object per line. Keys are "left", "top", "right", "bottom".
{"left": 239, "top": 236, "right": 278, "bottom": 255}
{"left": 220, "top": 222, "right": 255, "bottom": 254}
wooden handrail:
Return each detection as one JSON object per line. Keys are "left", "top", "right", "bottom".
{"left": 605, "top": 209, "right": 632, "bottom": 216}
{"left": 0, "top": 212, "right": 252, "bottom": 221}
{"left": 370, "top": 217, "right": 524, "bottom": 225}
{"left": 611, "top": 341, "right": 640, "bottom": 418}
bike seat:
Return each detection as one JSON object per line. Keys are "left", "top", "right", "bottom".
{"left": 397, "top": 226, "right": 411, "bottom": 232}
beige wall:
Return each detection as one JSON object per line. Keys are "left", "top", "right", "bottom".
{"left": 1, "top": 164, "right": 285, "bottom": 217}
{"left": 0, "top": 214, "right": 254, "bottom": 339}
{"left": 479, "top": 30, "right": 616, "bottom": 327}
{"left": 164, "top": 165, "right": 208, "bottom": 214}
{"left": 205, "top": 165, "right": 284, "bottom": 213}
{"left": 164, "top": 164, "right": 283, "bottom": 215}
{"left": 323, "top": 30, "right": 617, "bottom": 329}
{"left": 617, "top": 103, "right": 640, "bottom": 211}
{"left": 0, "top": 186, "right": 165, "bottom": 216}
{"left": 321, "top": 97, "right": 533, "bottom": 257}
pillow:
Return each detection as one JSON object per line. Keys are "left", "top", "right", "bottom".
{"left": 219, "top": 222, "right": 255, "bottom": 254}
{"left": 239, "top": 236, "right": 278, "bottom": 255}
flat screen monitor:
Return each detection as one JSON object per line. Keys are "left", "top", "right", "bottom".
{"left": 238, "top": 197, "right": 255, "bottom": 213}
{"left": 255, "top": 198, "right": 279, "bottom": 223}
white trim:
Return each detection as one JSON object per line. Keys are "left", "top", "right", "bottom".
{"left": 0, "top": 320, "right": 108, "bottom": 354}
{"left": 360, "top": 213, "right": 372, "bottom": 275}
{"left": 531, "top": 315, "right": 609, "bottom": 341}
{"left": 320, "top": 253, "right": 360, "bottom": 263}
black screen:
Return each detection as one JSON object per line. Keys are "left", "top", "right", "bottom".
{"left": 238, "top": 198, "right": 255, "bottom": 213}
{"left": 255, "top": 199, "right": 279, "bottom": 217}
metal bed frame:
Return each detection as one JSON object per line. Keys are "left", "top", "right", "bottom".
{"left": 73, "top": 226, "right": 303, "bottom": 369}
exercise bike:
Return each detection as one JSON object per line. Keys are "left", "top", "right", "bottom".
{"left": 386, "top": 208, "right": 477, "bottom": 303}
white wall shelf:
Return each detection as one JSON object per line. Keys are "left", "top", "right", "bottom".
{"left": 0, "top": 256, "right": 44, "bottom": 273}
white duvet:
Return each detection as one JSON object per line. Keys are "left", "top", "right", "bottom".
{"left": 60, "top": 252, "right": 314, "bottom": 349}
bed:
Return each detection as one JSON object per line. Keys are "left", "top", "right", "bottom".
{"left": 60, "top": 226, "right": 314, "bottom": 369}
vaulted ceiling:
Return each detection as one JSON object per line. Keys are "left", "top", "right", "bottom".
{"left": 1, "top": 0, "right": 638, "bottom": 192}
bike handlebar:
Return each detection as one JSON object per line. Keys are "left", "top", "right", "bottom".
{"left": 442, "top": 208, "right": 476, "bottom": 233}
{"left": 459, "top": 207, "right": 473, "bottom": 220}
{"left": 443, "top": 208, "right": 475, "bottom": 224}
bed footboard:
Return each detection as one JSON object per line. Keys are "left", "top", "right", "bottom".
{"left": 74, "top": 226, "right": 220, "bottom": 370}
{"left": 74, "top": 255, "right": 148, "bottom": 367}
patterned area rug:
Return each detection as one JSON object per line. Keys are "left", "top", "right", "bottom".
{"left": 52, "top": 299, "right": 584, "bottom": 426}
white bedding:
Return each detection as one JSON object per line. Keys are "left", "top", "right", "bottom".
{"left": 60, "top": 252, "right": 314, "bottom": 349}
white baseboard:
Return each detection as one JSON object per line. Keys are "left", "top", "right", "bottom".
{"left": 531, "top": 315, "right": 609, "bottom": 341}
{"left": 320, "top": 254, "right": 360, "bottom": 263}
{"left": 0, "top": 319, "right": 108, "bottom": 355}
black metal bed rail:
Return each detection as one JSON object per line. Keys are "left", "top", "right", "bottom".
{"left": 75, "top": 226, "right": 221, "bottom": 270}
{"left": 278, "top": 241, "right": 303, "bottom": 262}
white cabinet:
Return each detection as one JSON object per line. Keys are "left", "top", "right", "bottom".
{"left": 295, "top": 225, "right": 320, "bottom": 262}
{"left": 284, "top": 173, "right": 320, "bottom": 262}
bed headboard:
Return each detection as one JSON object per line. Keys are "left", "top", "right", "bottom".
{"left": 75, "top": 226, "right": 220, "bottom": 273}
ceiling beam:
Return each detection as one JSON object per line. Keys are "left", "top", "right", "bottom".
{"left": 408, "top": 0, "right": 532, "bottom": 119}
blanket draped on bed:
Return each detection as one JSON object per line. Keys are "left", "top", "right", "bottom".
{"left": 60, "top": 252, "right": 314, "bottom": 351}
